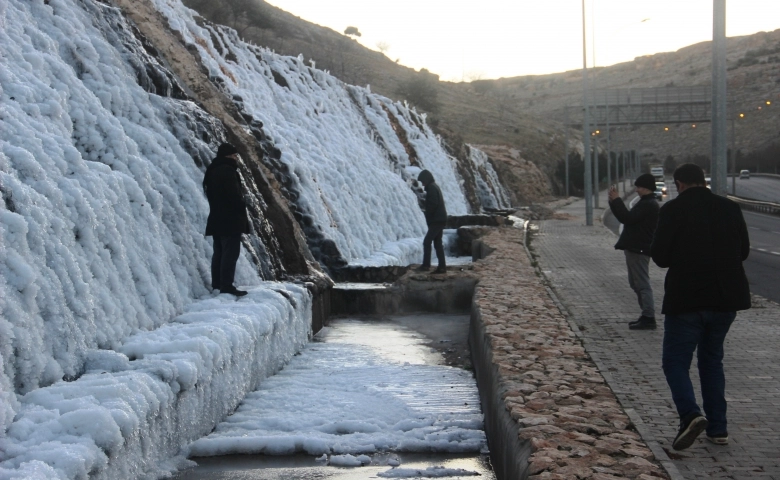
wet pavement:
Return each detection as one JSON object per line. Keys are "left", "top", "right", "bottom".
{"left": 173, "top": 314, "right": 494, "bottom": 480}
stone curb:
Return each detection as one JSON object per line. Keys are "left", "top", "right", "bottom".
{"left": 469, "top": 226, "right": 670, "bottom": 480}
{"left": 525, "top": 215, "right": 685, "bottom": 480}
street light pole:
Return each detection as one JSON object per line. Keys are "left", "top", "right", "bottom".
{"left": 593, "top": 127, "right": 599, "bottom": 208}
{"left": 730, "top": 106, "right": 737, "bottom": 195}
{"left": 564, "top": 106, "right": 570, "bottom": 197}
{"left": 711, "top": 0, "right": 728, "bottom": 195}
{"left": 606, "top": 95, "right": 611, "bottom": 190}
{"left": 582, "top": 0, "right": 593, "bottom": 225}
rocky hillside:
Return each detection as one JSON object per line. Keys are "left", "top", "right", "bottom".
{"left": 184, "top": 0, "right": 780, "bottom": 188}
{"left": 493, "top": 29, "right": 780, "bottom": 166}
{"left": 181, "top": 0, "right": 562, "bottom": 199}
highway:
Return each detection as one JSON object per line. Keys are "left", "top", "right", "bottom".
{"left": 605, "top": 175, "right": 780, "bottom": 304}
{"left": 742, "top": 210, "right": 780, "bottom": 303}
{"left": 729, "top": 175, "right": 780, "bottom": 203}
{"left": 731, "top": 175, "right": 780, "bottom": 303}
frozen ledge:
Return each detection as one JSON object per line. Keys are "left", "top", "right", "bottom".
{"left": 469, "top": 228, "right": 670, "bottom": 480}
{"left": 0, "top": 285, "right": 311, "bottom": 480}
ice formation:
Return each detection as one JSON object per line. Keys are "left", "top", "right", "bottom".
{"left": 0, "top": 0, "right": 507, "bottom": 477}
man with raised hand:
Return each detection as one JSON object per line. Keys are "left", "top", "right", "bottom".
{"left": 608, "top": 173, "right": 660, "bottom": 330}
{"left": 651, "top": 163, "right": 751, "bottom": 450}
{"left": 203, "top": 142, "right": 249, "bottom": 297}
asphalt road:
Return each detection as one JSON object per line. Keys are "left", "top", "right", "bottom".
{"left": 730, "top": 175, "right": 780, "bottom": 303}
{"left": 729, "top": 175, "right": 780, "bottom": 203}
{"left": 742, "top": 210, "right": 780, "bottom": 304}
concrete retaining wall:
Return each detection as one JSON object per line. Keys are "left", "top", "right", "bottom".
{"left": 329, "top": 276, "right": 477, "bottom": 315}
{"left": 470, "top": 304, "right": 531, "bottom": 480}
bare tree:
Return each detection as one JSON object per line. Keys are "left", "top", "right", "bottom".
{"left": 344, "top": 26, "right": 361, "bottom": 37}
{"left": 464, "top": 70, "right": 485, "bottom": 82}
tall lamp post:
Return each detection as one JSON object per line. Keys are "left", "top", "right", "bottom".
{"left": 582, "top": 0, "right": 593, "bottom": 225}
{"left": 711, "top": 0, "right": 727, "bottom": 195}
{"left": 591, "top": 15, "right": 649, "bottom": 206}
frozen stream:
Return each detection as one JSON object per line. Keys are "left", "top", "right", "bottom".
{"left": 174, "top": 315, "right": 495, "bottom": 479}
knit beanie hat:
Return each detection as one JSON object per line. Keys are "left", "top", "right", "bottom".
{"left": 217, "top": 143, "right": 238, "bottom": 158}
{"left": 634, "top": 173, "right": 656, "bottom": 191}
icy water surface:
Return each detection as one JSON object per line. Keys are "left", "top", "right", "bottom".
{"left": 174, "top": 315, "right": 494, "bottom": 479}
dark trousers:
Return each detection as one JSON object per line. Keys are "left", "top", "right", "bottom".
{"left": 422, "top": 223, "right": 446, "bottom": 268}
{"left": 662, "top": 310, "right": 735, "bottom": 436}
{"left": 211, "top": 234, "right": 241, "bottom": 290}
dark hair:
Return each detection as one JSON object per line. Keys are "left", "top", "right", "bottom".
{"left": 673, "top": 163, "right": 706, "bottom": 186}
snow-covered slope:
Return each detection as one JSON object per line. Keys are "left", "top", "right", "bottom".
{"left": 150, "top": 0, "right": 475, "bottom": 269}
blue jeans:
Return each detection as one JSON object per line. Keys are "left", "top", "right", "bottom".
{"left": 662, "top": 311, "right": 735, "bottom": 435}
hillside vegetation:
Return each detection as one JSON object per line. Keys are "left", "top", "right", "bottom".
{"left": 183, "top": 0, "right": 780, "bottom": 190}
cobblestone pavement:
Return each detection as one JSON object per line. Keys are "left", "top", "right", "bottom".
{"left": 531, "top": 194, "right": 780, "bottom": 480}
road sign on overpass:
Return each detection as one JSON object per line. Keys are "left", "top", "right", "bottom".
{"left": 568, "top": 86, "right": 711, "bottom": 126}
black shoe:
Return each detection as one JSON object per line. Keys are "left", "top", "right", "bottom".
{"left": 431, "top": 266, "right": 447, "bottom": 274}
{"left": 673, "top": 413, "right": 708, "bottom": 450}
{"left": 629, "top": 317, "right": 657, "bottom": 330}
{"left": 221, "top": 286, "right": 248, "bottom": 297}
{"left": 629, "top": 315, "right": 654, "bottom": 325}
{"left": 415, "top": 265, "right": 430, "bottom": 272}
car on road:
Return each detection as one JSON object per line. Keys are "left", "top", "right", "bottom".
{"left": 654, "top": 184, "right": 664, "bottom": 200}
{"left": 655, "top": 181, "right": 667, "bottom": 195}
{"left": 706, "top": 177, "right": 712, "bottom": 189}
{"left": 740, "top": 169, "right": 750, "bottom": 179}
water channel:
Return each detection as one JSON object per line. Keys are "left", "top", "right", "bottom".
{"left": 173, "top": 314, "right": 495, "bottom": 480}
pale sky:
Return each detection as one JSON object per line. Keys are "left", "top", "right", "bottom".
{"left": 265, "top": 0, "right": 780, "bottom": 82}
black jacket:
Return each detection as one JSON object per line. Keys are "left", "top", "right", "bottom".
{"left": 423, "top": 181, "right": 447, "bottom": 225}
{"left": 650, "top": 186, "right": 751, "bottom": 314}
{"left": 609, "top": 193, "right": 659, "bottom": 255}
{"left": 203, "top": 156, "right": 249, "bottom": 236}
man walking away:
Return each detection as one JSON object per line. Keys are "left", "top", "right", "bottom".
{"left": 203, "top": 143, "right": 249, "bottom": 297}
{"left": 416, "top": 169, "right": 447, "bottom": 274}
{"left": 651, "top": 163, "right": 750, "bottom": 450}
{"left": 607, "top": 173, "right": 660, "bottom": 330}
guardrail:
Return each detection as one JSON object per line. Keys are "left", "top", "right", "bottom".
{"left": 727, "top": 195, "right": 780, "bottom": 216}
{"left": 749, "top": 173, "right": 780, "bottom": 180}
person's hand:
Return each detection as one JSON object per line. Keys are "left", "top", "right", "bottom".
{"left": 607, "top": 185, "right": 619, "bottom": 201}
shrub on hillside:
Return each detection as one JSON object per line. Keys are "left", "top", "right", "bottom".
{"left": 396, "top": 69, "right": 441, "bottom": 114}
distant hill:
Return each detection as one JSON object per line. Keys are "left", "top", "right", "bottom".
{"left": 184, "top": 0, "right": 780, "bottom": 187}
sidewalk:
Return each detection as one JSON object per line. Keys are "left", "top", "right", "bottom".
{"left": 532, "top": 193, "right": 780, "bottom": 480}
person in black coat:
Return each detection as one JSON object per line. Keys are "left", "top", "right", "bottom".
{"left": 203, "top": 143, "right": 249, "bottom": 296}
{"left": 608, "top": 173, "right": 660, "bottom": 330}
{"left": 650, "top": 163, "right": 750, "bottom": 450}
{"left": 416, "top": 170, "right": 447, "bottom": 274}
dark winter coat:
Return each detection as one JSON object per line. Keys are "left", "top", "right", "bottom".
{"left": 423, "top": 182, "right": 447, "bottom": 225}
{"left": 203, "top": 156, "right": 249, "bottom": 236}
{"left": 650, "top": 186, "right": 751, "bottom": 314}
{"left": 609, "top": 193, "right": 659, "bottom": 255}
